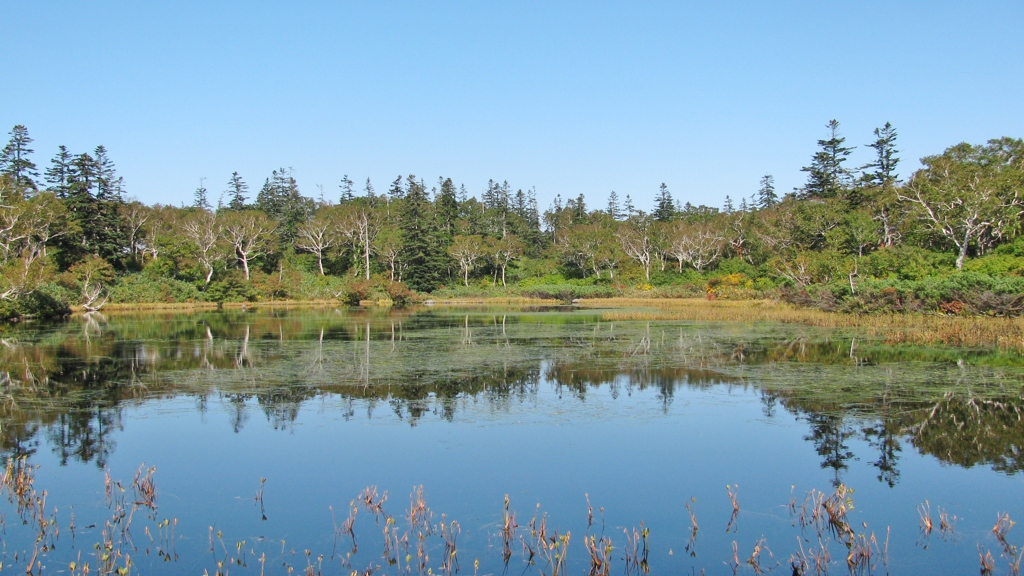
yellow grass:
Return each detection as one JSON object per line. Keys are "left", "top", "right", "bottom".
{"left": 578, "top": 297, "right": 1024, "bottom": 352}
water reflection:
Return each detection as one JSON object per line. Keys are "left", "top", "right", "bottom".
{"left": 0, "top": 308, "right": 1022, "bottom": 484}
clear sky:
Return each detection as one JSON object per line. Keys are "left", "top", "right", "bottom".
{"left": 3, "top": 2, "right": 1022, "bottom": 210}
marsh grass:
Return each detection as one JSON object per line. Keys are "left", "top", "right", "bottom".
{"left": 585, "top": 298, "right": 1024, "bottom": 352}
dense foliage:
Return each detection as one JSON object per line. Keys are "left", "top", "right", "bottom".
{"left": 2, "top": 121, "right": 1023, "bottom": 318}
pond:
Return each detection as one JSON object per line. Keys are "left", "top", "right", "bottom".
{"left": 0, "top": 305, "right": 1022, "bottom": 575}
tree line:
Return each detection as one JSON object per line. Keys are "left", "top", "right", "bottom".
{"left": 1, "top": 121, "right": 1023, "bottom": 316}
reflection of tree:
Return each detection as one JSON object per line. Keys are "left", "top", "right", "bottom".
{"left": 46, "top": 407, "right": 121, "bottom": 468}
{"left": 910, "top": 393, "right": 1024, "bottom": 474}
{"left": 862, "top": 418, "right": 902, "bottom": 487}
{"left": 803, "top": 413, "right": 856, "bottom": 487}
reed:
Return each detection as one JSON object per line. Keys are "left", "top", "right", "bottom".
{"left": 918, "top": 500, "right": 933, "bottom": 536}
{"left": 725, "top": 484, "right": 739, "bottom": 533}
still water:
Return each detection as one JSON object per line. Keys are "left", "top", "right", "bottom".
{"left": 0, "top": 306, "right": 1022, "bottom": 574}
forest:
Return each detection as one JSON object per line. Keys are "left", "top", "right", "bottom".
{"left": 2, "top": 121, "right": 1024, "bottom": 319}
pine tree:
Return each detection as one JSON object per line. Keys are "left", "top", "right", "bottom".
{"left": 756, "top": 174, "right": 777, "bottom": 209}
{"left": 723, "top": 195, "right": 734, "bottom": 214}
{"left": 0, "top": 125, "right": 39, "bottom": 191}
{"left": 45, "top": 145, "right": 73, "bottom": 197}
{"left": 863, "top": 122, "right": 900, "bottom": 186}
{"left": 607, "top": 190, "right": 622, "bottom": 220}
{"left": 339, "top": 174, "right": 355, "bottom": 203}
{"left": 653, "top": 183, "right": 675, "bottom": 221}
{"left": 193, "top": 178, "right": 210, "bottom": 209}
{"left": 800, "top": 120, "right": 855, "bottom": 199}
{"left": 226, "top": 172, "right": 249, "bottom": 210}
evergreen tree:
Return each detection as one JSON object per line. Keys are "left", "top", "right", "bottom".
{"left": 624, "top": 194, "right": 635, "bottom": 217}
{"left": 756, "top": 174, "right": 777, "bottom": 209}
{"left": 400, "top": 175, "right": 444, "bottom": 291}
{"left": 363, "top": 177, "right": 377, "bottom": 206}
{"left": 226, "top": 172, "right": 249, "bottom": 210}
{"left": 256, "top": 167, "right": 314, "bottom": 244}
{"left": 436, "top": 177, "right": 460, "bottom": 237}
{"left": 339, "top": 174, "right": 355, "bottom": 203}
{"left": 653, "top": 183, "right": 675, "bottom": 221}
{"left": 193, "top": 178, "right": 210, "bottom": 209}
{"left": 800, "top": 120, "right": 855, "bottom": 199}
{"left": 388, "top": 176, "right": 404, "bottom": 202}
{"left": 739, "top": 197, "right": 749, "bottom": 212}
{"left": 607, "top": 190, "right": 622, "bottom": 220}
{"left": 56, "top": 150, "right": 126, "bottom": 267}
{"left": 863, "top": 122, "right": 900, "bottom": 186}
{"left": 45, "top": 145, "right": 74, "bottom": 197}
{"left": 0, "top": 125, "right": 39, "bottom": 191}
{"left": 93, "top": 145, "right": 123, "bottom": 201}
{"left": 723, "top": 195, "right": 734, "bottom": 214}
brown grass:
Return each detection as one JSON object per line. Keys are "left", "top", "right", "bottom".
{"left": 580, "top": 298, "right": 1024, "bottom": 352}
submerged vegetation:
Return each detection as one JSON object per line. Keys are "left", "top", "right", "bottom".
{"left": 2, "top": 123, "right": 1024, "bottom": 320}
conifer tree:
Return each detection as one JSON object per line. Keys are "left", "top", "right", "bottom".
{"left": 653, "top": 183, "right": 675, "bottom": 221}
{"left": 607, "top": 190, "right": 622, "bottom": 220}
{"left": 339, "top": 174, "right": 355, "bottom": 203}
{"left": 400, "top": 176, "right": 444, "bottom": 291}
{"left": 624, "top": 194, "right": 635, "bottom": 217}
{"left": 756, "top": 174, "right": 777, "bottom": 209}
{"left": 45, "top": 145, "right": 74, "bottom": 197}
{"left": 800, "top": 120, "right": 855, "bottom": 199}
{"left": 436, "top": 177, "right": 460, "bottom": 237}
{"left": 723, "top": 195, "right": 734, "bottom": 214}
{"left": 388, "top": 176, "right": 404, "bottom": 202}
{"left": 226, "top": 172, "right": 249, "bottom": 210}
{"left": 863, "top": 122, "right": 900, "bottom": 186}
{"left": 0, "top": 125, "right": 39, "bottom": 191}
{"left": 193, "top": 178, "right": 210, "bottom": 209}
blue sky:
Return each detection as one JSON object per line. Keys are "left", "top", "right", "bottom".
{"left": 3, "top": 2, "right": 1022, "bottom": 210}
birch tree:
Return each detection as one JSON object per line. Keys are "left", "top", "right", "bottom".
{"left": 220, "top": 210, "right": 277, "bottom": 280}
{"left": 898, "top": 139, "right": 1024, "bottom": 269}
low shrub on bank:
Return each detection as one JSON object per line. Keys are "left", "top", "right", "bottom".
{"left": 108, "top": 274, "right": 204, "bottom": 304}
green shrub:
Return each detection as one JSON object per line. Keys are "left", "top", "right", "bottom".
{"left": 108, "top": 274, "right": 204, "bottom": 303}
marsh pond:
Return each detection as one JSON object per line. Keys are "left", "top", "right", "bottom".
{"left": 0, "top": 305, "right": 1022, "bottom": 575}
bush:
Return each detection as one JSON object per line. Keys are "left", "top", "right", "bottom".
{"left": 108, "top": 274, "right": 204, "bottom": 304}
{"left": 0, "top": 283, "right": 71, "bottom": 320}
{"left": 206, "top": 273, "right": 259, "bottom": 303}
{"left": 385, "top": 281, "right": 416, "bottom": 307}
